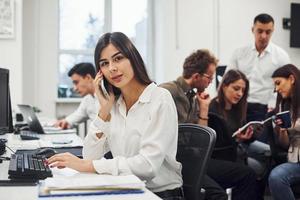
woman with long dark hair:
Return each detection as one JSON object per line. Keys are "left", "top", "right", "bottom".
{"left": 47, "top": 32, "right": 183, "bottom": 199}
{"left": 208, "top": 69, "right": 259, "bottom": 199}
{"left": 268, "top": 64, "right": 300, "bottom": 200}
{"left": 209, "top": 69, "right": 278, "bottom": 199}
{"left": 209, "top": 69, "right": 251, "bottom": 160}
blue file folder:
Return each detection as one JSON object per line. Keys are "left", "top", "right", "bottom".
{"left": 39, "top": 189, "right": 144, "bottom": 198}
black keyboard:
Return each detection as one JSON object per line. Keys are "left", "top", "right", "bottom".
{"left": 8, "top": 153, "right": 52, "bottom": 180}
{"left": 20, "top": 130, "right": 40, "bottom": 140}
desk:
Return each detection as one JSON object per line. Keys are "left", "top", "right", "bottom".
{"left": 7, "top": 133, "right": 83, "bottom": 150}
{"left": 0, "top": 133, "right": 161, "bottom": 200}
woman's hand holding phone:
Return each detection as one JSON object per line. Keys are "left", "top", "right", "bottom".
{"left": 94, "top": 71, "right": 115, "bottom": 121}
{"left": 236, "top": 125, "right": 254, "bottom": 141}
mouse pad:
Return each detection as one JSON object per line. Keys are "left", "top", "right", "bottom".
{"left": 15, "top": 147, "right": 83, "bottom": 158}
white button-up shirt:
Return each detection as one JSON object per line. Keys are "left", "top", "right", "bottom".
{"left": 83, "top": 83, "right": 182, "bottom": 192}
{"left": 65, "top": 94, "right": 99, "bottom": 126}
{"left": 227, "top": 42, "right": 290, "bottom": 107}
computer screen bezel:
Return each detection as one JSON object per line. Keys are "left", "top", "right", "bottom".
{"left": 0, "top": 68, "right": 13, "bottom": 134}
{"left": 290, "top": 3, "right": 300, "bottom": 48}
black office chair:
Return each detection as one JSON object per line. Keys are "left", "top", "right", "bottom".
{"left": 208, "top": 112, "right": 238, "bottom": 162}
{"left": 177, "top": 123, "right": 216, "bottom": 200}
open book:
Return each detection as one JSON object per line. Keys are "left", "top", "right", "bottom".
{"left": 232, "top": 111, "right": 291, "bottom": 137}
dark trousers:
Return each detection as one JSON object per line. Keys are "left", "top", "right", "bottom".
{"left": 203, "top": 159, "right": 258, "bottom": 200}
{"left": 247, "top": 102, "right": 268, "bottom": 143}
{"left": 155, "top": 187, "right": 185, "bottom": 200}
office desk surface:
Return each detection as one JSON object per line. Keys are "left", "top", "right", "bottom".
{"left": 0, "top": 134, "right": 161, "bottom": 200}
{"left": 6, "top": 133, "right": 83, "bottom": 150}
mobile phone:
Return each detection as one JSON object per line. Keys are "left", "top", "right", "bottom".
{"left": 99, "top": 79, "right": 109, "bottom": 98}
{"left": 99, "top": 77, "right": 121, "bottom": 97}
{"left": 274, "top": 111, "right": 292, "bottom": 128}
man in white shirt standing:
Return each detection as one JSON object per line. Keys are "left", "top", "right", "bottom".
{"left": 227, "top": 13, "right": 290, "bottom": 140}
{"left": 55, "top": 62, "right": 98, "bottom": 129}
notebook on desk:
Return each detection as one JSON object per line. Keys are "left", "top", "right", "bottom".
{"left": 18, "top": 104, "right": 76, "bottom": 134}
{"left": 39, "top": 172, "right": 145, "bottom": 198}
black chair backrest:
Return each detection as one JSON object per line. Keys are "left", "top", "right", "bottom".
{"left": 177, "top": 123, "right": 216, "bottom": 200}
{"left": 208, "top": 112, "right": 237, "bottom": 162}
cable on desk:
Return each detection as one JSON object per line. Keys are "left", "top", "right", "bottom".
{"left": 0, "top": 156, "right": 10, "bottom": 161}
{"left": 5, "top": 144, "right": 16, "bottom": 154}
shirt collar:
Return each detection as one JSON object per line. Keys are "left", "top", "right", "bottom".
{"left": 176, "top": 76, "right": 193, "bottom": 94}
{"left": 176, "top": 76, "right": 196, "bottom": 97}
{"left": 138, "top": 82, "right": 156, "bottom": 103}
{"left": 252, "top": 42, "right": 273, "bottom": 54}
{"left": 116, "top": 82, "right": 156, "bottom": 106}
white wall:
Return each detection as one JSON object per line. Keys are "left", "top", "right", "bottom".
{"left": 1, "top": 0, "right": 300, "bottom": 118}
{"left": 33, "top": 0, "right": 58, "bottom": 118}
{"left": 22, "top": 0, "right": 58, "bottom": 118}
{"left": 22, "top": 0, "right": 37, "bottom": 106}
{"left": 0, "top": 0, "right": 23, "bottom": 110}
{"left": 154, "top": 0, "right": 216, "bottom": 84}
{"left": 218, "top": 0, "right": 300, "bottom": 66}
{"left": 154, "top": 0, "right": 300, "bottom": 96}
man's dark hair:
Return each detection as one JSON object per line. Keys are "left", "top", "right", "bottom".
{"left": 182, "top": 49, "right": 218, "bottom": 79}
{"left": 68, "top": 62, "right": 96, "bottom": 78}
{"left": 254, "top": 13, "right": 274, "bottom": 24}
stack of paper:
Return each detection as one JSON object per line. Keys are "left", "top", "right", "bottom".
{"left": 45, "top": 174, "right": 145, "bottom": 190}
{"left": 39, "top": 173, "right": 145, "bottom": 197}
{"left": 43, "top": 127, "right": 77, "bottom": 134}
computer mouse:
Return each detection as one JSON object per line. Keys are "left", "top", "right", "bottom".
{"left": 35, "top": 148, "right": 57, "bottom": 158}
{"left": 0, "top": 138, "right": 7, "bottom": 143}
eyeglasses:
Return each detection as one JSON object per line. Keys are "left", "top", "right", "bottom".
{"left": 202, "top": 73, "right": 214, "bottom": 81}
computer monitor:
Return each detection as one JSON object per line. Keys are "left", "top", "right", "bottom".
{"left": 0, "top": 68, "right": 13, "bottom": 134}
{"left": 291, "top": 3, "right": 300, "bottom": 48}
{"left": 215, "top": 65, "right": 227, "bottom": 89}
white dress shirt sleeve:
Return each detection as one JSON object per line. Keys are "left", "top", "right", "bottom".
{"left": 65, "top": 97, "right": 89, "bottom": 126}
{"left": 83, "top": 94, "right": 178, "bottom": 181}
{"left": 226, "top": 49, "right": 239, "bottom": 73}
{"left": 82, "top": 117, "right": 110, "bottom": 160}
{"left": 277, "top": 49, "right": 290, "bottom": 67}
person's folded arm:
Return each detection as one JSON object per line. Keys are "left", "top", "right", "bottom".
{"left": 82, "top": 116, "right": 111, "bottom": 160}
{"left": 65, "top": 98, "right": 90, "bottom": 126}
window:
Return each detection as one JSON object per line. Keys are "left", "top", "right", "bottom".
{"left": 58, "top": 0, "right": 151, "bottom": 98}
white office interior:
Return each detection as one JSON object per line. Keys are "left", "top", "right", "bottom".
{"left": 1, "top": 0, "right": 300, "bottom": 137}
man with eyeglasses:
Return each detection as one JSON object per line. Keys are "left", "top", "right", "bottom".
{"left": 161, "top": 49, "right": 215, "bottom": 126}
{"left": 160, "top": 49, "right": 258, "bottom": 200}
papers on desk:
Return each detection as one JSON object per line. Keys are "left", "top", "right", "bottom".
{"left": 39, "top": 170, "right": 145, "bottom": 197}
{"left": 43, "top": 134, "right": 83, "bottom": 148}
{"left": 44, "top": 173, "right": 145, "bottom": 190}
{"left": 8, "top": 134, "right": 40, "bottom": 150}
{"left": 43, "top": 127, "right": 76, "bottom": 134}
{"left": 8, "top": 133, "right": 83, "bottom": 150}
